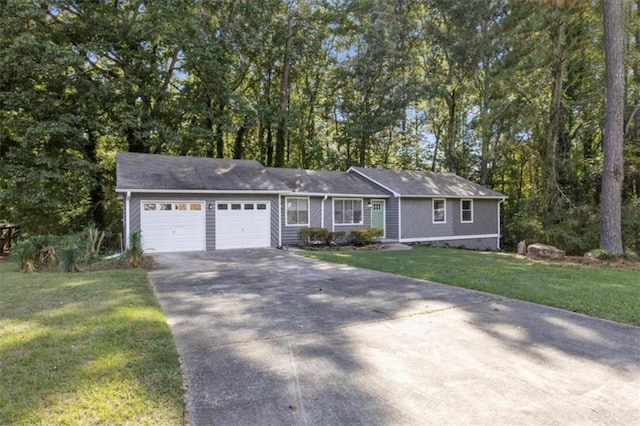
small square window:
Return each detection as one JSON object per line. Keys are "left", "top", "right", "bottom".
{"left": 190, "top": 204, "right": 202, "bottom": 211}
{"left": 217, "top": 204, "right": 228, "bottom": 210}
{"left": 231, "top": 204, "right": 242, "bottom": 210}
{"left": 257, "top": 204, "right": 267, "bottom": 210}
{"left": 244, "top": 204, "right": 254, "bottom": 210}
{"left": 175, "top": 203, "right": 187, "bottom": 211}
{"left": 160, "top": 203, "right": 172, "bottom": 211}
{"left": 143, "top": 203, "right": 156, "bottom": 211}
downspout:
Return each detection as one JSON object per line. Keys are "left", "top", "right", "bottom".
{"left": 278, "top": 194, "right": 282, "bottom": 247}
{"left": 321, "top": 195, "right": 328, "bottom": 229}
{"left": 497, "top": 198, "right": 505, "bottom": 250}
{"left": 125, "top": 191, "right": 131, "bottom": 250}
{"left": 398, "top": 196, "right": 402, "bottom": 242}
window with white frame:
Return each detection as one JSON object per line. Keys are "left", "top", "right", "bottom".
{"left": 461, "top": 199, "right": 473, "bottom": 223}
{"left": 433, "top": 199, "right": 446, "bottom": 223}
{"left": 286, "top": 197, "right": 309, "bottom": 225}
{"left": 334, "top": 199, "right": 363, "bottom": 224}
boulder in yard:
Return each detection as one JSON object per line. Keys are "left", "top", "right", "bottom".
{"left": 527, "top": 243, "right": 565, "bottom": 259}
{"left": 517, "top": 240, "right": 527, "bottom": 256}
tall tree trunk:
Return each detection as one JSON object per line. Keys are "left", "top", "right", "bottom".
{"left": 85, "top": 130, "right": 105, "bottom": 229}
{"left": 215, "top": 102, "right": 225, "bottom": 158}
{"left": 445, "top": 90, "right": 457, "bottom": 174}
{"left": 266, "top": 125, "right": 274, "bottom": 167}
{"left": 275, "top": 13, "right": 294, "bottom": 168}
{"left": 480, "top": 59, "right": 491, "bottom": 185}
{"left": 544, "top": 15, "right": 567, "bottom": 213}
{"left": 600, "top": 0, "right": 625, "bottom": 254}
{"left": 233, "top": 120, "right": 248, "bottom": 159}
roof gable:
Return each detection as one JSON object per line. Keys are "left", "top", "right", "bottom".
{"left": 116, "top": 152, "right": 289, "bottom": 192}
{"left": 349, "top": 167, "right": 505, "bottom": 198}
{"left": 265, "top": 167, "right": 389, "bottom": 196}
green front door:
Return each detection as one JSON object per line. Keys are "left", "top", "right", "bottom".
{"left": 371, "top": 200, "right": 384, "bottom": 235}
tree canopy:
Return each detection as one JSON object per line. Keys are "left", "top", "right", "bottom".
{"left": 1, "top": 0, "right": 638, "bottom": 254}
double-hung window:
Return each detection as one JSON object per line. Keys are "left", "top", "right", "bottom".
{"left": 433, "top": 199, "right": 446, "bottom": 223}
{"left": 461, "top": 199, "right": 473, "bottom": 223}
{"left": 286, "top": 197, "right": 309, "bottom": 225}
{"left": 334, "top": 199, "right": 363, "bottom": 225}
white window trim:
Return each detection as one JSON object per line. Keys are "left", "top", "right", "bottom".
{"left": 432, "top": 199, "right": 446, "bottom": 224}
{"left": 334, "top": 198, "right": 364, "bottom": 226}
{"left": 285, "top": 196, "right": 309, "bottom": 226}
{"left": 461, "top": 199, "right": 474, "bottom": 223}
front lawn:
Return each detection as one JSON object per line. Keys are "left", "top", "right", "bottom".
{"left": 305, "top": 247, "right": 640, "bottom": 326}
{"left": 0, "top": 260, "right": 184, "bottom": 425}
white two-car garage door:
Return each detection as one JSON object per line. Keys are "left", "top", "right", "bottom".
{"left": 140, "top": 201, "right": 205, "bottom": 252}
{"left": 215, "top": 201, "right": 271, "bottom": 250}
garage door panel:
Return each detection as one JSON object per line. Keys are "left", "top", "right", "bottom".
{"left": 215, "top": 202, "right": 270, "bottom": 250}
{"left": 140, "top": 201, "right": 205, "bottom": 253}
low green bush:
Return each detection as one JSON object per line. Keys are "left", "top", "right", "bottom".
{"left": 298, "top": 227, "right": 329, "bottom": 246}
{"left": 298, "top": 228, "right": 347, "bottom": 246}
{"left": 585, "top": 249, "right": 617, "bottom": 261}
{"left": 349, "top": 228, "right": 384, "bottom": 246}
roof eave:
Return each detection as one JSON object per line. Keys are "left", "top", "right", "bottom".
{"left": 399, "top": 194, "right": 507, "bottom": 199}
{"left": 285, "top": 191, "right": 391, "bottom": 198}
{"left": 115, "top": 188, "right": 289, "bottom": 194}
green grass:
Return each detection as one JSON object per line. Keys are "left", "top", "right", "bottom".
{"left": 0, "top": 260, "right": 184, "bottom": 425}
{"left": 305, "top": 247, "right": 640, "bottom": 326}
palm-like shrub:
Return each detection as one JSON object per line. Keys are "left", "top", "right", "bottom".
{"left": 13, "top": 239, "right": 37, "bottom": 273}
{"left": 125, "top": 232, "right": 144, "bottom": 268}
{"left": 58, "top": 235, "right": 81, "bottom": 272}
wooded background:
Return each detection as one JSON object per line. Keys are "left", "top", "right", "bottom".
{"left": 1, "top": 0, "right": 639, "bottom": 254}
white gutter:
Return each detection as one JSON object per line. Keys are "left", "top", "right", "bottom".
{"left": 116, "top": 188, "right": 290, "bottom": 195}
{"left": 287, "top": 191, "right": 391, "bottom": 198}
{"left": 497, "top": 198, "right": 505, "bottom": 250}
{"left": 321, "top": 195, "right": 328, "bottom": 228}
{"left": 125, "top": 191, "right": 131, "bottom": 250}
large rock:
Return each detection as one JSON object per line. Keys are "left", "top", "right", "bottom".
{"left": 517, "top": 240, "right": 527, "bottom": 256}
{"left": 527, "top": 243, "right": 565, "bottom": 259}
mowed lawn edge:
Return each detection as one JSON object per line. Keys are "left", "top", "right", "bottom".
{"left": 304, "top": 247, "right": 640, "bottom": 326}
{"left": 0, "top": 260, "right": 184, "bottom": 425}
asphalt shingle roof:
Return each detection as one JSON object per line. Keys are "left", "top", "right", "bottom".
{"left": 349, "top": 167, "right": 506, "bottom": 198}
{"left": 265, "top": 167, "right": 389, "bottom": 196}
{"left": 116, "top": 152, "right": 289, "bottom": 192}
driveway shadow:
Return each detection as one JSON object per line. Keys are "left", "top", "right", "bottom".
{"left": 149, "top": 249, "right": 640, "bottom": 425}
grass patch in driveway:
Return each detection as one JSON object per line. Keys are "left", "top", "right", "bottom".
{"left": 0, "top": 260, "right": 183, "bottom": 425}
{"left": 304, "top": 247, "right": 640, "bottom": 326}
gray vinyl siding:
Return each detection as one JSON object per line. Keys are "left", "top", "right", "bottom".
{"left": 400, "top": 198, "right": 453, "bottom": 239}
{"left": 129, "top": 192, "right": 278, "bottom": 250}
{"left": 385, "top": 197, "right": 400, "bottom": 240}
{"left": 323, "top": 197, "right": 333, "bottom": 230}
{"left": 399, "top": 198, "right": 499, "bottom": 240}
{"left": 452, "top": 199, "right": 498, "bottom": 235}
{"left": 310, "top": 197, "right": 323, "bottom": 227}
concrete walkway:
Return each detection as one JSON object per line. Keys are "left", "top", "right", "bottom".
{"left": 148, "top": 249, "right": 640, "bottom": 425}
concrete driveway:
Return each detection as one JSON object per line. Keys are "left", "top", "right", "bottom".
{"left": 148, "top": 249, "right": 640, "bottom": 425}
